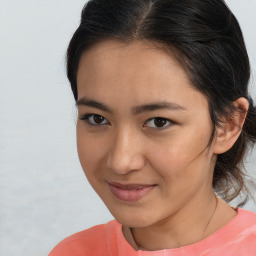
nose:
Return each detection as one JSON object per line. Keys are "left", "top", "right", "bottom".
{"left": 106, "top": 128, "right": 146, "bottom": 175}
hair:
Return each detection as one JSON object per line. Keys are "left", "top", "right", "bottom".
{"left": 66, "top": 0, "right": 256, "bottom": 204}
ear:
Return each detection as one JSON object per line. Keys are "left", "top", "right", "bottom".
{"left": 213, "top": 97, "right": 249, "bottom": 154}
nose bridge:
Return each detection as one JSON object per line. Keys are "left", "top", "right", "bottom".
{"left": 107, "top": 125, "right": 145, "bottom": 174}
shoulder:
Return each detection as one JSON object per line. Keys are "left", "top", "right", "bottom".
{"left": 228, "top": 208, "right": 256, "bottom": 247}
{"left": 201, "top": 208, "right": 256, "bottom": 254}
{"left": 236, "top": 208, "right": 256, "bottom": 225}
{"left": 48, "top": 220, "right": 119, "bottom": 256}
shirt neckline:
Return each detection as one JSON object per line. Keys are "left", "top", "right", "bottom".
{"left": 115, "top": 207, "right": 244, "bottom": 254}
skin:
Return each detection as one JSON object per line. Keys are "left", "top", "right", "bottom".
{"left": 76, "top": 40, "right": 248, "bottom": 250}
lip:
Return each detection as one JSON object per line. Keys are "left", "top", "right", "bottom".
{"left": 107, "top": 182, "right": 156, "bottom": 202}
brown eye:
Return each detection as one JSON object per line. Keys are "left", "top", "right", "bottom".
{"left": 144, "top": 117, "right": 173, "bottom": 129}
{"left": 79, "top": 114, "right": 109, "bottom": 126}
{"left": 154, "top": 118, "right": 168, "bottom": 127}
{"left": 93, "top": 115, "right": 105, "bottom": 124}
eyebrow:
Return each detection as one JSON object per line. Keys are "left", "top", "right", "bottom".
{"left": 76, "top": 98, "right": 112, "bottom": 113}
{"left": 132, "top": 102, "right": 187, "bottom": 115}
{"left": 76, "top": 97, "right": 187, "bottom": 115}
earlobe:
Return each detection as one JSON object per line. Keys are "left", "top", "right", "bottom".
{"left": 213, "top": 97, "right": 249, "bottom": 154}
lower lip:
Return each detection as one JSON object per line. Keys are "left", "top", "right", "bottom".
{"left": 108, "top": 184, "right": 156, "bottom": 202}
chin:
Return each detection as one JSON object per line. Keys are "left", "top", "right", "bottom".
{"left": 108, "top": 206, "right": 156, "bottom": 228}
{"left": 116, "top": 216, "right": 154, "bottom": 228}
{"left": 99, "top": 190, "right": 162, "bottom": 228}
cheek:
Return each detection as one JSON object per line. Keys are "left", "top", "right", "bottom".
{"left": 76, "top": 128, "right": 106, "bottom": 177}
{"left": 149, "top": 129, "right": 212, "bottom": 179}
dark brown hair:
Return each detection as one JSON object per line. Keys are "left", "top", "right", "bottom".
{"left": 66, "top": 0, "right": 256, "bottom": 204}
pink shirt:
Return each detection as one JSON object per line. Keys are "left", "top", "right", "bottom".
{"left": 49, "top": 208, "right": 256, "bottom": 255}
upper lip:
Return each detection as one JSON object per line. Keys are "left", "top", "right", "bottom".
{"left": 107, "top": 181, "right": 156, "bottom": 190}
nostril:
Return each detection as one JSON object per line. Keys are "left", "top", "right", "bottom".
{"left": 107, "top": 150, "right": 146, "bottom": 174}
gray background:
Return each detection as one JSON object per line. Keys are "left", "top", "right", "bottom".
{"left": 0, "top": 1, "right": 255, "bottom": 255}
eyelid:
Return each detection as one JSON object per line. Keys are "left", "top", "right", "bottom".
{"left": 79, "top": 113, "right": 110, "bottom": 126}
{"left": 144, "top": 117, "right": 174, "bottom": 129}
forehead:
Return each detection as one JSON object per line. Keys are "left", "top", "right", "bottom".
{"left": 76, "top": 40, "right": 208, "bottom": 111}
{"left": 77, "top": 40, "right": 187, "bottom": 82}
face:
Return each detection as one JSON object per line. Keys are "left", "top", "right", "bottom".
{"left": 76, "top": 40, "right": 217, "bottom": 228}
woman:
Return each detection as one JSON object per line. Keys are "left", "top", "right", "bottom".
{"left": 49, "top": 0, "right": 256, "bottom": 255}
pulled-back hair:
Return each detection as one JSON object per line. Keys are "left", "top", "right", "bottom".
{"left": 66, "top": 0, "right": 256, "bottom": 204}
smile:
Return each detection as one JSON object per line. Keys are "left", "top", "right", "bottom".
{"left": 107, "top": 182, "right": 157, "bottom": 202}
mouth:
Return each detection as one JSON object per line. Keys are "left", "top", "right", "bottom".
{"left": 107, "top": 182, "right": 157, "bottom": 202}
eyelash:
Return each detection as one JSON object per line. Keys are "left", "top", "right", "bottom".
{"left": 79, "top": 114, "right": 110, "bottom": 126}
{"left": 79, "top": 114, "right": 174, "bottom": 129}
{"left": 144, "top": 117, "right": 174, "bottom": 129}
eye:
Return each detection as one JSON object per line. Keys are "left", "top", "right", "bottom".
{"left": 79, "top": 114, "right": 109, "bottom": 126}
{"left": 144, "top": 117, "right": 173, "bottom": 129}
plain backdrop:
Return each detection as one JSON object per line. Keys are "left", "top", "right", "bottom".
{"left": 0, "top": 1, "right": 255, "bottom": 255}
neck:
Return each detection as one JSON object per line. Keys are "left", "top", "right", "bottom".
{"left": 125, "top": 191, "right": 222, "bottom": 251}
